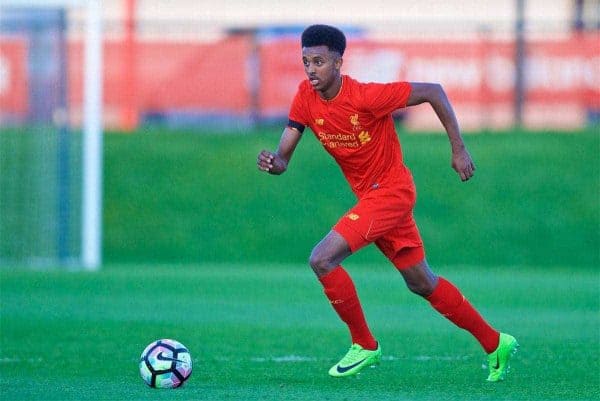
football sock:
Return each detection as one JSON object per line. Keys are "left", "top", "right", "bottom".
{"left": 426, "top": 277, "right": 500, "bottom": 353}
{"left": 319, "top": 266, "right": 378, "bottom": 350}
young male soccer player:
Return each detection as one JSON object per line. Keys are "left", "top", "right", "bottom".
{"left": 257, "top": 24, "right": 518, "bottom": 381}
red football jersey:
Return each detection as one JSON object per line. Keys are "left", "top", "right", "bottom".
{"left": 288, "top": 75, "right": 414, "bottom": 197}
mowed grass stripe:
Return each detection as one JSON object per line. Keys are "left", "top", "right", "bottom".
{"left": 1, "top": 263, "right": 598, "bottom": 401}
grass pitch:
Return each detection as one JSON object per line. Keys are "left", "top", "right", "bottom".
{"left": 1, "top": 128, "right": 598, "bottom": 399}
{"left": 1, "top": 263, "right": 598, "bottom": 401}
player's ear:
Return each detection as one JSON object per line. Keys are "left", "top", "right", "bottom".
{"left": 335, "top": 56, "right": 343, "bottom": 71}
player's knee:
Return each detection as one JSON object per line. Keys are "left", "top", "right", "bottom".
{"left": 308, "top": 250, "right": 334, "bottom": 277}
{"left": 400, "top": 260, "right": 438, "bottom": 297}
{"left": 405, "top": 279, "right": 435, "bottom": 297}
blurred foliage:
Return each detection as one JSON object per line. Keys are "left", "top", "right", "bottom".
{"left": 101, "top": 126, "right": 599, "bottom": 268}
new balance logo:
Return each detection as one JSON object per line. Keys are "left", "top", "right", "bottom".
{"left": 347, "top": 213, "right": 359, "bottom": 221}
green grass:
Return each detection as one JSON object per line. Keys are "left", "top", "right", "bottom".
{"left": 1, "top": 127, "right": 599, "bottom": 399}
{"left": 2, "top": 127, "right": 598, "bottom": 268}
{"left": 1, "top": 263, "right": 598, "bottom": 400}
{"left": 101, "top": 127, "right": 599, "bottom": 268}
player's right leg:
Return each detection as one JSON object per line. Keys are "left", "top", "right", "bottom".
{"left": 315, "top": 192, "right": 413, "bottom": 377}
{"left": 309, "top": 230, "right": 380, "bottom": 376}
{"left": 328, "top": 343, "right": 382, "bottom": 377}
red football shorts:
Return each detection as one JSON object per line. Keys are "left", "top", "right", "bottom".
{"left": 333, "top": 186, "right": 425, "bottom": 270}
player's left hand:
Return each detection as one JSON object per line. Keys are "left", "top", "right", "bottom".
{"left": 451, "top": 148, "right": 476, "bottom": 181}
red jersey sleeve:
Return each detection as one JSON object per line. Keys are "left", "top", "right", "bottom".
{"left": 288, "top": 81, "right": 311, "bottom": 128}
{"left": 362, "top": 81, "right": 412, "bottom": 119}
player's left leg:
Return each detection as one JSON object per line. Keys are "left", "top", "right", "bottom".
{"left": 395, "top": 255, "right": 518, "bottom": 381}
{"left": 398, "top": 257, "right": 501, "bottom": 353}
{"left": 375, "top": 214, "right": 500, "bottom": 353}
{"left": 374, "top": 201, "right": 518, "bottom": 381}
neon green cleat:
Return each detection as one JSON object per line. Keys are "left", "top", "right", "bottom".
{"left": 486, "top": 333, "right": 519, "bottom": 382}
{"left": 328, "top": 343, "right": 382, "bottom": 377}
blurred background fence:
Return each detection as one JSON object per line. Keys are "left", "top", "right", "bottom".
{"left": 1, "top": 0, "right": 599, "bottom": 132}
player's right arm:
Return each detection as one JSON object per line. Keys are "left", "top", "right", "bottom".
{"left": 257, "top": 126, "right": 303, "bottom": 175}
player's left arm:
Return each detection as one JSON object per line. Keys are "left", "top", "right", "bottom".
{"left": 407, "top": 82, "right": 475, "bottom": 182}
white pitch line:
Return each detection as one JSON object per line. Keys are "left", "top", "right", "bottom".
{"left": 206, "top": 354, "right": 473, "bottom": 363}
{"left": 0, "top": 357, "right": 43, "bottom": 364}
{"left": 251, "top": 355, "right": 318, "bottom": 363}
{"left": 134, "top": 354, "right": 474, "bottom": 364}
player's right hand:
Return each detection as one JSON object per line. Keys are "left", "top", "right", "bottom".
{"left": 257, "top": 150, "right": 288, "bottom": 175}
{"left": 257, "top": 150, "right": 275, "bottom": 172}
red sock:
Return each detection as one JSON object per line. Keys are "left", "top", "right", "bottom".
{"left": 426, "top": 277, "right": 500, "bottom": 353}
{"left": 319, "top": 266, "right": 377, "bottom": 350}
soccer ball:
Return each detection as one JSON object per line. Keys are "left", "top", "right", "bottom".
{"left": 139, "top": 339, "right": 193, "bottom": 388}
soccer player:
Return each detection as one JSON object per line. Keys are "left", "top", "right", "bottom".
{"left": 256, "top": 24, "right": 518, "bottom": 381}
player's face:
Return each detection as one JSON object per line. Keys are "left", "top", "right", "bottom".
{"left": 302, "top": 45, "right": 342, "bottom": 99}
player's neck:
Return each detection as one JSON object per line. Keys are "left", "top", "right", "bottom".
{"left": 319, "top": 75, "right": 343, "bottom": 101}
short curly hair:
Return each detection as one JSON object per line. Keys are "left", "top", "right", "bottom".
{"left": 301, "top": 24, "right": 346, "bottom": 56}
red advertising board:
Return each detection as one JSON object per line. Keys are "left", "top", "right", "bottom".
{"left": 2, "top": 32, "right": 598, "bottom": 130}
{"left": 0, "top": 37, "right": 28, "bottom": 116}
{"left": 259, "top": 34, "right": 599, "bottom": 129}
{"left": 68, "top": 36, "right": 251, "bottom": 127}
{"left": 526, "top": 34, "right": 600, "bottom": 106}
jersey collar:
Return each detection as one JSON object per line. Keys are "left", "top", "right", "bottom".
{"left": 319, "top": 75, "right": 345, "bottom": 103}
